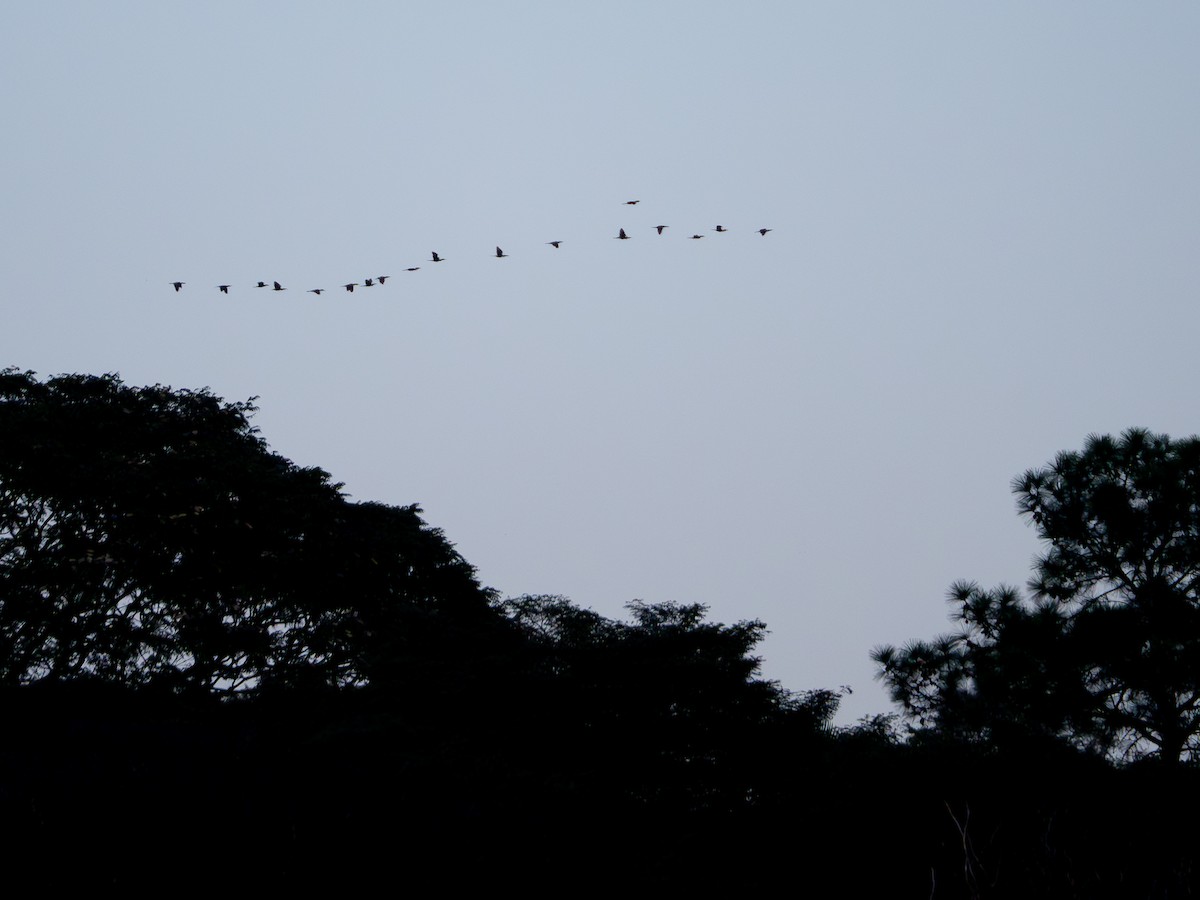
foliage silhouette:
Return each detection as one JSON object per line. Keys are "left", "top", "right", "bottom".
{"left": 496, "top": 594, "right": 810, "bottom": 812}
{"left": 8, "top": 374, "right": 1200, "bottom": 893}
{"left": 0, "top": 368, "right": 494, "bottom": 695}
{"left": 875, "top": 428, "right": 1200, "bottom": 765}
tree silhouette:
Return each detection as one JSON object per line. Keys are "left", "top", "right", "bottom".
{"left": 497, "top": 595, "right": 800, "bottom": 811}
{"left": 9, "top": 376, "right": 1200, "bottom": 893}
{"left": 0, "top": 368, "right": 494, "bottom": 695}
{"left": 876, "top": 429, "right": 1200, "bottom": 764}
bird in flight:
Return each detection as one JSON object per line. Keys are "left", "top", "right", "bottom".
{"left": 174, "top": 202, "right": 780, "bottom": 296}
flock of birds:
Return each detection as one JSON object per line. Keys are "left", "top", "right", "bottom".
{"left": 168, "top": 201, "right": 773, "bottom": 295}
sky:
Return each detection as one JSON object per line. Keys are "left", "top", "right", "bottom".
{"left": 2, "top": 2, "right": 1198, "bottom": 723}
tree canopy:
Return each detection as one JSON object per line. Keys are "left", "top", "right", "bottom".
{"left": 875, "top": 429, "right": 1200, "bottom": 765}
{"left": 6, "top": 375, "right": 1200, "bottom": 893}
{"left": 0, "top": 368, "right": 794, "bottom": 736}
{"left": 0, "top": 368, "right": 493, "bottom": 695}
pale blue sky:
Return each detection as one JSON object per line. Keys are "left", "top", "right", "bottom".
{"left": 3, "top": 2, "right": 1198, "bottom": 721}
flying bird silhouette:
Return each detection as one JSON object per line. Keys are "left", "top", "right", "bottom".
{"left": 167, "top": 197, "right": 778, "bottom": 302}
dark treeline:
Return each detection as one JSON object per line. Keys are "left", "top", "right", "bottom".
{"left": 2, "top": 369, "right": 1198, "bottom": 894}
